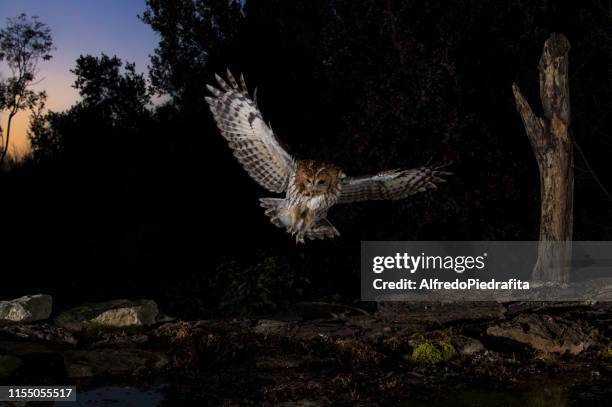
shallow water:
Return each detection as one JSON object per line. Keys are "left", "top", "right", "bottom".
{"left": 54, "top": 385, "right": 166, "bottom": 406}
{"left": 47, "top": 380, "right": 610, "bottom": 406}
{"left": 401, "top": 384, "right": 568, "bottom": 407}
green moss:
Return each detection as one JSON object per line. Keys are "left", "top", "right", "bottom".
{"left": 600, "top": 347, "right": 612, "bottom": 359}
{"left": 439, "top": 341, "right": 456, "bottom": 360}
{"left": 408, "top": 342, "right": 456, "bottom": 365}
{"left": 0, "top": 355, "right": 22, "bottom": 378}
{"left": 504, "top": 356, "right": 520, "bottom": 365}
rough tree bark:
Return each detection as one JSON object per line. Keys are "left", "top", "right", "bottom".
{"left": 512, "top": 33, "right": 573, "bottom": 284}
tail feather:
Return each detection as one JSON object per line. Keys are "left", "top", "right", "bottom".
{"left": 306, "top": 218, "right": 340, "bottom": 240}
{"left": 260, "top": 198, "right": 340, "bottom": 242}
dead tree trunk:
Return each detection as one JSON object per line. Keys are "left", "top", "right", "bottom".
{"left": 512, "top": 33, "right": 573, "bottom": 284}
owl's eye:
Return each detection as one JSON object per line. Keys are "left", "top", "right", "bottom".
{"left": 317, "top": 179, "right": 326, "bottom": 185}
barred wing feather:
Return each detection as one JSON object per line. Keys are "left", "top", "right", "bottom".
{"left": 205, "top": 70, "right": 295, "bottom": 193}
{"left": 338, "top": 166, "right": 450, "bottom": 203}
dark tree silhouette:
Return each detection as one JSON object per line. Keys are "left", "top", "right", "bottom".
{"left": 140, "top": 0, "right": 244, "bottom": 108}
{"left": 72, "top": 54, "right": 150, "bottom": 120}
{"left": 3, "top": 1, "right": 612, "bottom": 316}
{"left": 0, "top": 13, "right": 53, "bottom": 166}
{"left": 29, "top": 53, "right": 151, "bottom": 163}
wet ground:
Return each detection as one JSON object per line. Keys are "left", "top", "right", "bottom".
{"left": 40, "top": 375, "right": 612, "bottom": 406}
{"left": 3, "top": 301, "right": 612, "bottom": 405}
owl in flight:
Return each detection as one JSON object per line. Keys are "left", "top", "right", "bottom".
{"left": 206, "top": 71, "right": 450, "bottom": 244}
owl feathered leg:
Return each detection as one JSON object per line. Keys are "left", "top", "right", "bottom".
{"left": 259, "top": 198, "right": 289, "bottom": 229}
{"left": 260, "top": 198, "right": 339, "bottom": 243}
{"left": 259, "top": 198, "right": 306, "bottom": 242}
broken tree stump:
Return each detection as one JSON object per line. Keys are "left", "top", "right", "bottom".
{"left": 512, "top": 33, "right": 574, "bottom": 284}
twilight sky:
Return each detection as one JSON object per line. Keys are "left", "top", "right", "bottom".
{"left": 0, "top": 0, "right": 159, "bottom": 155}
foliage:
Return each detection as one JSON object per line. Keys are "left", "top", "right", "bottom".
{"left": 408, "top": 341, "right": 456, "bottom": 365}
{"left": 29, "top": 53, "right": 152, "bottom": 162}
{"left": 72, "top": 54, "right": 151, "bottom": 122}
{"left": 5, "top": 1, "right": 612, "bottom": 318}
{"left": 211, "top": 256, "right": 309, "bottom": 317}
{"left": 140, "top": 0, "right": 244, "bottom": 107}
{"left": 0, "top": 14, "right": 53, "bottom": 71}
{"left": 0, "top": 13, "right": 53, "bottom": 165}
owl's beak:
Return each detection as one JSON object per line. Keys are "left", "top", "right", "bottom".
{"left": 311, "top": 182, "right": 325, "bottom": 192}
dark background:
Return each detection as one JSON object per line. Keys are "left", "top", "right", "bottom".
{"left": 3, "top": 0, "right": 612, "bottom": 318}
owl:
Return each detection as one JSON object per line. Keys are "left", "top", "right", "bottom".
{"left": 205, "top": 71, "right": 450, "bottom": 243}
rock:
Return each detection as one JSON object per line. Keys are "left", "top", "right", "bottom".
{"left": 277, "top": 401, "right": 320, "bottom": 407}
{"left": 295, "top": 302, "right": 370, "bottom": 319}
{"left": 0, "top": 323, "right": 77, "bottom": 347}
{"left": 0, "top": 341, "right": 54, "bottom": 356}
{"left": 506, "top": 301, "right": 595, "bottom": 316}
{"left": 487, "top": 314, "right": 594, "bottom": 355}
{"left": 377, "top": 301, "right": 505, "bottom": 326}
{"left": 55, "top": 299, "right": 158, "bottom": 332}
{"left": 0, "top": 295, "right": 52, "bottom": 324}
{"left": 571, "top": 277, "right": 612, "bottom": 301}
{"left": 253, "top": 319, "right": 288, "bottom": 335}
{"left": 0, "top": 355, "right": 22, "bottom": 378}
{"left": 255, "top": 354, "right": 303, "bottom": 369}
{"left": 89, "top": 334, "right": 149, "bottom": 349}
{"left": 64, "top": 349, "right": 168, "bottom": 378}
{"left": 452, "top": 336, "right": 485, "bottom": 356}
{"left": 155, "top": 313, "right": 176, "bottom": 324}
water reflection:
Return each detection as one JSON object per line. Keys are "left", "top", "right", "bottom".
{"left": 401, "top": 383, "right": 568, "bottom": 407}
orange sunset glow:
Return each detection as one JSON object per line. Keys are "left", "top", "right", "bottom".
{"left": 0, "top": 0, "right": 158, "bottom": 157}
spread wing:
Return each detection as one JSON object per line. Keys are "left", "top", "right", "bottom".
{"left": 338, "top": 165, "right": 451, "bottom": 204}
{"left": 205, "top": 70, "right": 295, "bottom": 193}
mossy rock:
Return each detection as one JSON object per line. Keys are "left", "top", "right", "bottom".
{"left": 0, "top": 355, "right": 22, "bottom": 378}
{"left": 439, "top": 341, "right": 457, "bottom": 360}
{"left": 600, "top": 347, "right": 612, "bottom": 359}
{"left": 407, "top": 341, "right": 456, "bottom": 365}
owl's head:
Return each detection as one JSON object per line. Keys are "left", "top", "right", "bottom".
{"left": 295, "top": 160, "right": 344, "bottom": 196}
